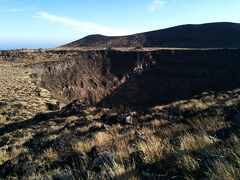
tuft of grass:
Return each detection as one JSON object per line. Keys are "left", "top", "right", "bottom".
{"left": 72, "top": 131, "right": 114, "bottom": 152}
{"left": 207, "top": 161, "right": 240, "bottom": 180}
{"left": 177, "top": 155, "right": 200, "bottom": 172}
{"left": 136, "top": 135, "right": 163, "bottom": 163}
{"left": 42, "top": 147, "right": 59, "bottom": 163}
{"left": 0, "top": 147, "right": 28, "bottom": 165}
{"left": 179, "top": 133, "right": 217, "bottom": 151}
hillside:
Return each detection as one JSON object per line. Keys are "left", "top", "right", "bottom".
{"left": 61, "top": 22, "right": 240, "bottom": 48}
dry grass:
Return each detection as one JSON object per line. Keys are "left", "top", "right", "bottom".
{"left": 42, "top": 148, "right": 59, "bottom": 163}
{"left": 66, "top": 116, "right": 79, "bottom": 122}
{"left": 0, "top": 147, "right": 28, "bottom": 165}
{"left": 177, "top": 155, "right": 200, "bottom": 172}
{"left": 207, "top": 161, "right": 240, "bottom": 180}
{"left": 136, "top": 135, "right": 163, "bottom": 162}
{"left": 0, "top": 149, "right": 10, "bottom": 165}
{"left": 179, "top": 134, "right": 217, "bottom": 151}
{"left": 178, "top": 99, "right": 216, "bottom": 112}
{"left": 73, "top": 131, "right": 114, "bottom": 152}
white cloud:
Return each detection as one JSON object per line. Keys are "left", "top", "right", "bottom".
{"left": 10, "top": 6, "right": 36, "bottom": 12}
{"left": 36, "top": 12, "right": 137, "bottom": 36}
{"left": 148, "top": 0, "right": 166, "bottom": 12}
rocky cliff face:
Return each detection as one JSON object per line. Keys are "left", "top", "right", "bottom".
{"left": 101, "top": 49, "right": 240, "bottom": 107}
{"left": 1, "top": 49, "right": 240, "bottom": 107}
{"left": 32, "top": 50, "right": 143, "bottom": 104}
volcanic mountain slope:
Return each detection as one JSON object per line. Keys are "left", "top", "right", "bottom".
{"left": 61, "top": 22, "right": 240, "bottom": 48}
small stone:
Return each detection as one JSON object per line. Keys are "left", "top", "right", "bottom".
{"left": 140, "top": 134, "right": 147, "bottom": 140}
{"left": 207, "top": 135, "right": 221, "bottom": 142}
{"left": 124, "top": 115, "right": 133, "bottom": 124}
{"left": 57, "top": 102, "right": 67, "bottom": 110}
{"left": 46, "top": 103, "right": 59, "bottom": 111}
{"left": 101, "top": 124, "right": 111, "bottom": 131}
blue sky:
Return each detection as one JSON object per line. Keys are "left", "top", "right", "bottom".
{"left": 0, "top": 0, "right": 240, "bottom": 49}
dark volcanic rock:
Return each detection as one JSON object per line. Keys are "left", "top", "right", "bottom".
{"left": 90, "top": 151, "right": 117, "bottom": 172}
{"left": 89, "top": 146, "right": 100, "bottom": 158}
{"left": 46, "top": 103, "right": 59, "bottom": 111}
{"left": 53, "top": 171, "right": 73, "bottom": 180}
